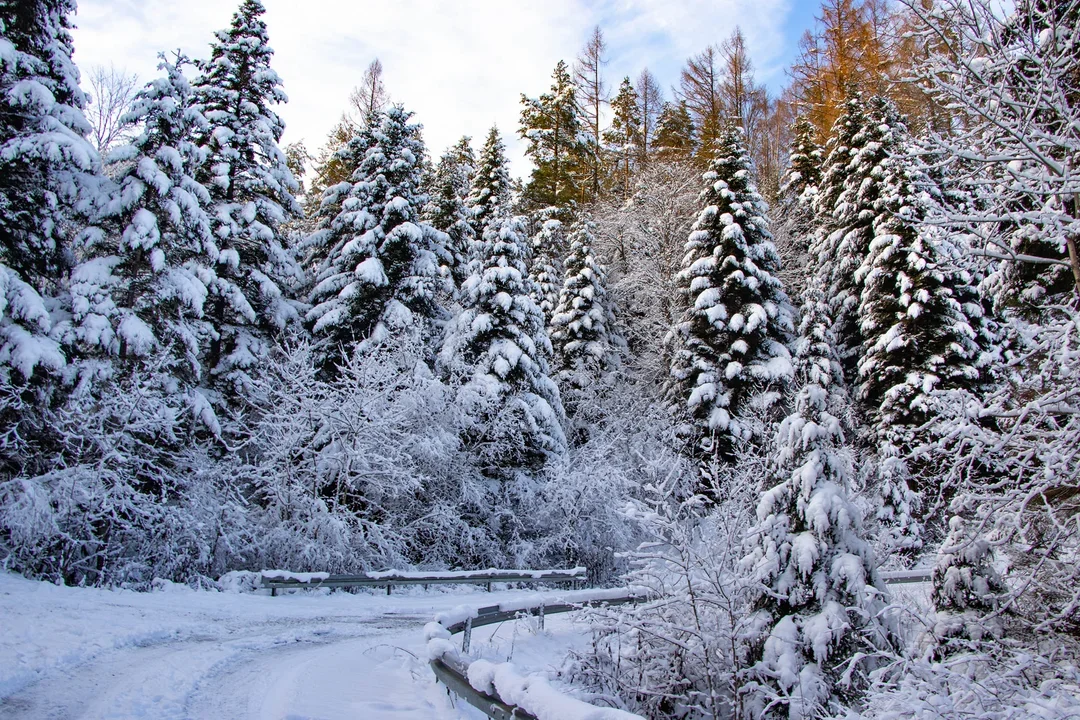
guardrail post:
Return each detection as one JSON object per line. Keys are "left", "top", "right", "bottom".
{"left": 486, "top": 581, "right": 492, "bottom": 592}
{"left": 538, "top": 602, "right": 545, "bottom": 631}
{"left": 462, "top": 617, "right": 473, "bottom": 654}
{"left": 387, "top": 583, "right": 392, "bottom": 596}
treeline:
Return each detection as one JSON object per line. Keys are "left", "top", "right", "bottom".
{"left": 0, "top": 0, "right": 672, "bottom": 586}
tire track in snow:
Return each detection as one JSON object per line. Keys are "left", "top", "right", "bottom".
{"left": 0, "top": 614, "right": 458, "bottom": 720}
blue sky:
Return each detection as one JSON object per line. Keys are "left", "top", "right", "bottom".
{"left": 71, "top": 0, "right": 822, "bottom": 178}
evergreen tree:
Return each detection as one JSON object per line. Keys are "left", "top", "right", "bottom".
{"left": 668, "top": 125, "right": 793, "bottom": 462}
{"left": 773, "top": 116, "right": 825, "bottom": 298}
{"left": 653, "top": 100, "right": 695, "bottom": 161}
{"left": 855, "top": 101, "right": 981, "bottom": 432}
{"left": 70, "top": 55, "right": 216, "bottom": 399}
{"left": 519, "top": 60, "right": 589, "bottom": 210}
{"left": 424, "top": 137, "right": 475, "bottom": 291}
{"left": 811, "top": 93, "right": 879, "bottom": 382}
{"left": 931, "top": 515, "right": 1009, "bottom": 644}
{"left": 550, "top": 220, "right": 620, "bottom": 389}
{"left": 192, "top": 0, "right": 302, "bottom": 397}
{"left": 440, "top": 216, "right": 566, "bottom": 472}
{"left": 467, "top": 126, "right": 513, "bottom": 239}
{"left": 305, "top": 106, "right": 447, "bottom": 369}
{"left": 528, "top": 216, "right": 565, "bottom": 323}
{"left": 782, "top": 117, "right": 823, "bottom": 209}
{"left": 742, "top": 286, "right": 892, "bottom": 719}
{"left": 604, "top": 76, "right": 641, "bottom": 198}
{"left": 0, "top": 0, "right": 100, "bottom": 379}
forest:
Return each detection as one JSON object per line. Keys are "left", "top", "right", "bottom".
{"left": 1, "top": 0, "right": 1079, "bottom": 717}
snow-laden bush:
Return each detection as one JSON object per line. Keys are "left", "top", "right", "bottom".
{"left": 530, "top": 377, "right": 686, "bottom": 585}
{"left": 858, "top": 641, "right": 1080, "bottom": 720}
{"left": 568, "top": 455, "right": 757, "bottom": 719}
{"left": 240, "top": 333, "right": 517, "bottom": 572}
{"left": 0, "top": 353, "right": 243, "bottom": 586}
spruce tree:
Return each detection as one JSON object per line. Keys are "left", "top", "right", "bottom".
{"left": 811, "top": 93, "right": 881, "bottom": 382}
{"left": 424, "top": 137, "right": 475, "bottom": 291}
{"left": 518, "top": 60, "right": 589, "bottom": 210}
{"left": 604, "top": 76, "right": 641, "bottom": 198}
{"left": 528, "top": 216, "right": 565, "bottom": 324}
{"left": 782, "top": 117, "right": 823, "bottom": 213}
{"left": 192, "top": 0, "right": 302, "bottom": 396}
{"left": 467, "top": 126, "right": 513, "bottom": 239}
{"left": 742, "top": 286, "right": 892, "bottom": 719}
{"left": 440, "top": 216, "right": 566, "bottom": 472}
{"left": 0, "top": 0, "right": 99, "bottom": 378}
{"left": 931, "top": 515, "right": 1009, "bottom": 643}
{"left": 653, "top": 100, "right": 695, "bottom": 161}
{"left": 855, "top": 99, "right": 981, "bottom": 432}
{"left": 668, "top": 125, "right": 793, "bottom": 462}
{"left": 70, "top": 55, "right": 216, "bottom": 396}
{"left": 305, "top": 106, "right": 447, "bottom": 369}
{"left": 550, "top": 220, "right": 620, "bottom": 389}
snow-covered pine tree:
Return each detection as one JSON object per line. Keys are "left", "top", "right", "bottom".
{"left": 742, "top": 286, "right": 892, "bottom": 720}
{"left": 305, "top": 106, "right": 447, "bottom": 370}
{"left": 550, "top": 220, "right": 620, "bottom": 389}
{"left": 440, "top": 216, "right": 566, "bottom": 473}
{"left": 0, "top": 0, "right": 100, "bottom": 379}
{"left": 424, "top": 137, "right": 475, "bottom": 291}
{"left": 784, "top": 117, "right": 822, "bottom": 205}
{"left": 527, "top": 215, "right": 565, "bottom": 323}
{"left": 773, "top": 117, "right": 825, "bottom": 299}
{"left": 69, "top": 54, "right": 217, "bottom": 406}
{"left": 192, "top": 0, "right": 302, "bottom": 398}
{"left": 855, "top": 97, "right": 982, "bottom": 432}
{"left": 467, "top": 126, "right": 512, "bottom": 240}
{"left": 667, "top": 124, "right": 793, "bottom": 463}
{"left": 851, "top": 98, "right": 983, "bottom": 553}
{"left": 811, "top": 93, "right": 874, "bottom": 381}
{"left": 931, "top": 515, "right": 1008, "bottom": 644}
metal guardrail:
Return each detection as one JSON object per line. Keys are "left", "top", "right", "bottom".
{"left": 881, "top": 569, "right": 933, "bottom": 585}
{"left": 429, "top": 590, "right": 645, "bottom": 720}
{"left": 260, "top": 567, "right": 586, "bottom": 596}
{"left": 427, "top": 571, "right": 936, "bottom": 720}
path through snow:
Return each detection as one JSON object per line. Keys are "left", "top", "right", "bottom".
{"left": 0, "top": 572, "right": 590, "bottom": 720}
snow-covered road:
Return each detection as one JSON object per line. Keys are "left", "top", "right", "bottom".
{"left": 0, "top": 572, "right": 589, "bottom": 720}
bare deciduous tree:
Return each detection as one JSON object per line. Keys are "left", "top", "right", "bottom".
{"left": 84, "top": 64, "right": 139, "bottom": 155}
{"left": 574, "top": 25, "right": 609, "bottom": 202}
{"left": 348, "top": 58, "right": 389, "bottom": 126}
{"left": 635, "top": 67, "right": 664, "bottom": 162}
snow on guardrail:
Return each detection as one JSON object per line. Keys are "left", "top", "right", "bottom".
{"left": 427, "top": 588, "right": 647, "bottom": 720}
{"left": 260, "top": 567, "right": 588, "bottom": 596}
{"left": 426, "top": 572, "right": 933, "bottom": 719}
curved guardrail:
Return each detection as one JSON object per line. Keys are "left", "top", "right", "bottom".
{"left": 424, "top": 571, "right": 934, "bottom": 719}
{"left": 426, "top": 589, "right": 646, "bottom": 720}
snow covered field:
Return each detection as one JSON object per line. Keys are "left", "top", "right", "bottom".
{"left": 0, "top": 572, "right": 597, "bottom": 719}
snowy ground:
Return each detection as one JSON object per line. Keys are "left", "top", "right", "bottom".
{"left": 0, "top": 572, "right": 594, "bottom": 720}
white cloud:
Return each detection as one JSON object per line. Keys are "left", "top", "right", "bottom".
{"left": 71, "top": 0, "right": 793, "bottom": 180}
